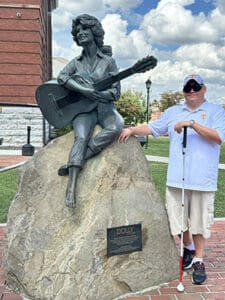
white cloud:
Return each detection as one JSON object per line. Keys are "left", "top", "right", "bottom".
{"left": 51, "top": 0, "right": 225, "bottom": 104}
{"left": 158, "top": 0, "right": 195, "bottom": 5}
{"left": 58, "top": 0, "right": 104, "bottom": 11}
{"left": 141, "top": 1, "right": 219, "bottom": 45}
{"left": 103, "top": 0, "right": 143, "bottom": 11}
{"left": 205, "top": 83, "right": 225, "bottom": 105}
{"left": 175, "top": 43, "right": 225, "bottom": 70}
{"left": 129, "top": 30, "right": 154, "bottom": 57}
{"left": 102, "top": 14, "right": 152, "bottom": 64}
{"left": 52, "top": 10, "right": 72, "bottom": 32}
{"left": 102, "top": 14, "right": 135, "bottom": 59}
{"left": 52, "top": 57, "right": 69, "bottom": 78}
{"left": 52, "top": 0, "right": 105, "bottom": 33}
{"left": 52, "top": 39, "right": 80, "bottom": 61}
{"left": 52, "top": 0, "right": 142, "bottom": 32}
{"left": 209, "top": 8, "right": 225, "bottom": 43}
{"left": 216, "top": 0, "right": 225, "bottom": 14}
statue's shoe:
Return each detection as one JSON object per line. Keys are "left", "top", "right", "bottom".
{"left": 58, "top": 165, "right": 69, "bottom": 176}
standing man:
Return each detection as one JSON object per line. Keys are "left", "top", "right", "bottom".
{"left": 118, "top": 74, "right": 225, "bottom": 284}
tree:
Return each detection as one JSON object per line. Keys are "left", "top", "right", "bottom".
{"left": 158, "top": 91, "right": 184, "bottom": 112}
{"left": 115, "top": 89, "right": 146, "bottom": 125}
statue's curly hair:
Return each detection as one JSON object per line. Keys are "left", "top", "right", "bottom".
{"left": 71, "top": 14, "right": 104, "bottom": 48}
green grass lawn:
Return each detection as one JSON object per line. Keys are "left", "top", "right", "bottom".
{"left": 0, "top": 169, "right": 18, "bottom": 223}
{"left": 0, "top": 138, "right": 225, "bottom": 222}
{"left": 150, "top": 161, "right": 225, "bottom": 218}
{"left": 145, "top": 136, "right": 170, "bottom": 157}
{"left": 219, "top": 142, "right": 225, "bottom": 163}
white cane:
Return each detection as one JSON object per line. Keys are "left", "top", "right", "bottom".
{"left": 177, "top": 126, "right": 187, "bottom": 293}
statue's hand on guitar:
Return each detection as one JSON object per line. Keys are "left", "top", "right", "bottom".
{"left": 77, "top": 87, "right": 110, "bottom": 102}
{"left": 66, "top": 76, "right": 95, "bottom": 100}
{"left": 68, "top": 74, "right": 114, "bottom": 102}
{"left": 79, "top": 87, "right": 97, "bottom": 101}
{"left": 67, "top": 74, "right": 109, "bottom": 102}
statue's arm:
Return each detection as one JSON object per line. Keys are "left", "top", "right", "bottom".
{"left": 97, "top": 58, "right": 121, "bottom": 102}
{"left": 57, "top": 60, "right": 94, "bottom": 95}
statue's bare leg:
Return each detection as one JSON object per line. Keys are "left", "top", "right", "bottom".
{"left": 65, "top": 167, "right": 80, "bottom": 208}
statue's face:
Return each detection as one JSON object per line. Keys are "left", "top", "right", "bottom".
{"left": 76, "top": 24, "right": 94, "bottom": 46}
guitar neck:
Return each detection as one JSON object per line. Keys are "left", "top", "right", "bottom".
{"left": 92, "top": 55, "right": 157, "bottom": 91}
{"left": 94, "top": 67, "right": 134, "bottom": 91}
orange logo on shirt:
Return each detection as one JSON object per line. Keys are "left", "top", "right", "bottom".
{"left": 201, "top": 113, "right": 207, "bottom": 119}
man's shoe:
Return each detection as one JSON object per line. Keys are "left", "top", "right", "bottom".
{"left": 192, "top": 261, "right": 207, "bottom": 284}
{"left": 182, "top": 248, "right": 195, "bottom": 270}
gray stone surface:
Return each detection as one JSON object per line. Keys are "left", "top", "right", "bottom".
{"left": 0, "top": 106, "right": 43, "bottom": 148}
{"left": 4, "top": 131, "right": 179, "bottom": 300}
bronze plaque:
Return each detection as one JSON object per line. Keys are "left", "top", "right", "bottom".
{"left": 107, "top": 224, "right": 142, "bottom": 257}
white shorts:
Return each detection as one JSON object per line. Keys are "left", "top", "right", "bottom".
{"left": 166, "top": 186, "right": 215, "bottom": 239}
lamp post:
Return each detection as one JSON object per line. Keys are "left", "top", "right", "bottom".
{"left": 145, "top": 77, "right": 152, "bottom": 148}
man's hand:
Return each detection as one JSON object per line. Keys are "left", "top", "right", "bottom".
{"left": 174, "top": 121, "right": 189, "bottom": 133}
{"left": 118, "top": 124, "right": 151, "bottom": 142}
{"left": 118, "top": 127, "right": 133, "bottom": 142}
{"left": 175, "top": 120, "right": 222, "bottom": 144}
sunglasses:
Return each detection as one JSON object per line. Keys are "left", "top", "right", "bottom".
{"left": 183, "top": 82, "right": 203, "bottom": 93}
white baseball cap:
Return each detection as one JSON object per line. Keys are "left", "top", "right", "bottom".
{"left": 183, "top": 74, "right": 204, "bottom": 86}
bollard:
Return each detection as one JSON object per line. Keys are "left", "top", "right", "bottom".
{"left": 22, "top": 126, "right": 35, "bottom": 156}
{"left": 137, "top": 136, "right": 146, "bottom": 147}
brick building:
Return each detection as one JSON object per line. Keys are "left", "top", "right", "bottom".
{"left": 0, "top": 0, "right": 57, "bottom": 150}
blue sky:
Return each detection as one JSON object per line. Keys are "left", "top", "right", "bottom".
{"left": 52, "top": 0, "right": 225, "bottom": 104}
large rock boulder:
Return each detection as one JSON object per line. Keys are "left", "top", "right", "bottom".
{"left": 4, "top": 131, "right": 179, "bottom": 300}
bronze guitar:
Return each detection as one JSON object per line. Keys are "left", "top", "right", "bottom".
{"left": 35, "top": 55, "right": 157, "bottom": 129}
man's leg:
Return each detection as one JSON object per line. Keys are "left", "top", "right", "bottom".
{"left": 183, "top": 230, "right": 193, "bottom": 246}
{"left": 193, "top": 234, "right": 205, "bottom": 259}
{"left": 191, "top": 234, "right": 206, "bottom": 284}
{"left": 166, "top": 187, "right": 195, "bottom": 269}
{"left": 182, "top": 230, "right": 196, "bottom": 270}
{"left": 189, "top": 191, "right": 214, "bottom": 284}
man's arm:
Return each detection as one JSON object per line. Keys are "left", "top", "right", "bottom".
{"left": 174, "top": 121, "right": 222, "bottom": 145}
{"left": 118, "top": 124, "right": 151, "bottom": 142}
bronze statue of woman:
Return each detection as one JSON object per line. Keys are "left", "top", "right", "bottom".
{"left": 57, "top": 14, "right": 124, "bottom": 208}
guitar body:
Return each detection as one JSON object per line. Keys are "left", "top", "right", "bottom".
{"left": 35, "top": 80, "right": 98, "bottom": 129}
